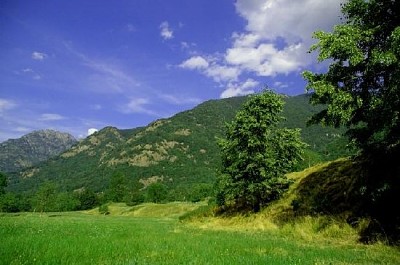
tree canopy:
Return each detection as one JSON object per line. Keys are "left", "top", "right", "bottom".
{"left": 303, "top": 0, "right": 400, "bottom": 243}
{"left": 216, "top": 90, "right": 306, "bottom": 212}
{"left": 303, "top": 0, "right": 400, "bottom": 160}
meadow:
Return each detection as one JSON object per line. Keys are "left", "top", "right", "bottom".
{"left": 1, "top": 203, "right": 399, "bottom": 265}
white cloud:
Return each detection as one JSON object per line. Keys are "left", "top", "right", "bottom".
{"left": 160, "top": 21, "right": 174, "bottom": 40}
{"left": 180, "top": 56, "right": 241, "bottom": 83}
{"left": 179, "top": 0, "right": 342, "bottom": 96}
{"left": 220, "top": 79, "right": 259, "bottom": 98}
{"left": 87, "top": 128, "right": 98, "bottom": 136}
{"left": 205, "top": 63, "right": 241, "bottom": 83}
{"left": 235, "top": 0, "right": 341, "bottom": 43}
{"left": 179, "top": 56, "right": 209, "bottom": 70}
{"left": 0, "top": 98, "right": 17, "bottom": 113}
{"left": 39, "top": 113, "right": 65, "bottom": 121}
{"left": 32, "top": 51, "right": 48, "bottom": 60}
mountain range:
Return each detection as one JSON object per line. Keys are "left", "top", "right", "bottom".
{"left": 6, "top": 94, "right": 355, "bottom": 199}
{"left": 0, "top": 130, "right": 77, "bottom": 173}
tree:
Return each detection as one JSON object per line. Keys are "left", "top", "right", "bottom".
{"left": 0, "top": 172, "right": 7, "bottom": 195}
{"left": 32, "top": 182, "right": 57, "bottom": 212}
{"left": 146, "top": 182, "right": 167, "bottom": 203}
{"left": 76, "top": 188, "right": 98, "bottom": 210}
{"left": 303, "top": 0, "right": 400, "bottom": 243}
{"left": 303, "top": 0, "right": 400, "bottom": 160}
{"left": 216, "top": 90, "right": 306, "bottom": 212}
{"left": 106, "top": 172, "right": 128, "bottom": 202}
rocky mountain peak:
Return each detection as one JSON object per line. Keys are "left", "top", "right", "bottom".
{"left": 0, "top": 130, "right": 77, "bottom": 173}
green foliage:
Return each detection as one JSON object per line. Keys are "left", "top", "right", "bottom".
{"left": 9, "top": 95, "right": 354, "bottom": 203}
{"left": 0, "top": 193, "right": 20, "bottom": 212}
{"left": 188, "top": 183, "right": 213, "bottom": 202}
{"left": 98, "top": 204, "right": 110, "bottom": 215}
{"left": 105, "top": 172, "right": 127, "bottom": 202}
{"left": 0, "top": 172, "right": 7, "bottom": 195}
{"left": 303, "top": 0, "right": 400, "bottom": 160}
{"left": 303, "top": 0, "right": 400, "bottom": 242}
{"left": 32, "top": 182, "right": 57, "bottom": 212}
{"left": 146, "top": 183, "right": 168, "bottom": 203}
{"left": 75, "top": 188, "right": 98, "bottom": 210}
{"left": 53, "top": 192, "right": 80, "bottom": 212}
{"left": 216, "top": 90, "right": 306, "bottom": 212}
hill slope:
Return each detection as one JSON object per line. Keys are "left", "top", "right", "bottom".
{"left": 0, "top": 130, "right": 77, "bottom": 173}
{"left": 9, "top": 95, "right": 354, "bottom": 198}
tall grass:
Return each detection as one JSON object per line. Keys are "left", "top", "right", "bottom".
{"left": 1, "top": 205, "right": 399, "bottom": 265}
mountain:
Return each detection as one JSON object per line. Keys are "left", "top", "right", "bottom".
{"left": 9, "top": 95, "right": 355, "bottom": 199}
{"left": 0, "top": 130, "right": 77, "bottom": 173}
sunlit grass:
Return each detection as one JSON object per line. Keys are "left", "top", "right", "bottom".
{"left": 1, "top": 203, "right": 399, "bottom": 265}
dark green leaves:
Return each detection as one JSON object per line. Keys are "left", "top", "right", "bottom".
{"left": 304, "top": 0, "right": 400, "bottom": 158}
{"left": 216, "top": 90, "right": 306, "bottom": 212}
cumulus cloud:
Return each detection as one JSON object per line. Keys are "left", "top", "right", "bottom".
{"left": 235, "top": 0, "right": 341, "bottom": 43}
{"left": 32, "top": 51, "right": 48, "bottom": 60}
{"left": 179, "top": 56, "right": 209, "bottom": 70}
{"left": 180, "top": 56, "right": 241, "bottom": 83}
{"left": 87, "top": 128, "right": 98, "bottom": 136}
{"left": 221, "top": 79, "right": 259, "bottom": 98}
{"left": 230, "top": 0, "right": 343, "bottom": 73}
{"left": 160, "top": 21, "right": 174, "bottom": 40}
{"left": 179, "top": 0, "right": 342, "bottom": 97}
{"left": 39, "top": 113, "right": 65, "bottom": 121}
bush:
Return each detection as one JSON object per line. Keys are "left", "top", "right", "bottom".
{"left": 99, "top": 204, "right": 110, "bottom": 215}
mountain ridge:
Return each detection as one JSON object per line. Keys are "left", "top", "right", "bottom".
{"left": 0, "top": 129, "right": 77, "bottom": 173}
{"left": 8, "top": 94, "right": 355, "bottom": 200}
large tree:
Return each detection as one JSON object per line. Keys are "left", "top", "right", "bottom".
{"left": 216, "top": 90, "right": 306, "bottom": 212}
{"left": 303, "top": 0, "right": 400, "bottom": 160}
{"left": 303, "top": 0, "right": 400, "bottom": 242}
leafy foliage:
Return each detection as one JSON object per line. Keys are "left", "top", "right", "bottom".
{"left": 303, "top": 0, "right": 400, "bottom": 160}
{"left": 146, "top": 183, "right": 168, "bottom": 203}
{"left": 0, "top": 172, "right": 6, "bottom": 195}
{"left": 303, "top": 0, "right": 400, "bottom": 244}
{"left": 216, "top": 91, "right": 306, "bottom": 212}
{"left": 105, "top": 172, "right": 127, "bottom": 202}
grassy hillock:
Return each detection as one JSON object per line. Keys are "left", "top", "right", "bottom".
{"left": 185, "top": 158, "right": 399, "bottom": 244}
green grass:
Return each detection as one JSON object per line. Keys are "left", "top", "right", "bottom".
{"left": 1, "top": 204, "right": 399, "bottom": 265}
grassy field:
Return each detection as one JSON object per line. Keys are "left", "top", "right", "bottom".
{"left": 1, "top": 203, "right": 399, "bottom": 265}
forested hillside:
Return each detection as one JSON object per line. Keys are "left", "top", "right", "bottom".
{"left": 8, "top": 94, "right": 354, "bottom": 201}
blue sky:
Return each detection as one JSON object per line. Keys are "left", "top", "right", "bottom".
{"left": 0, "top": 0, "right": 343, "bottom": 142}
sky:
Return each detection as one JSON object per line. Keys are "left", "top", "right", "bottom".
{"left": 0, "top": 0, "right": 343, "bottom": 142}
